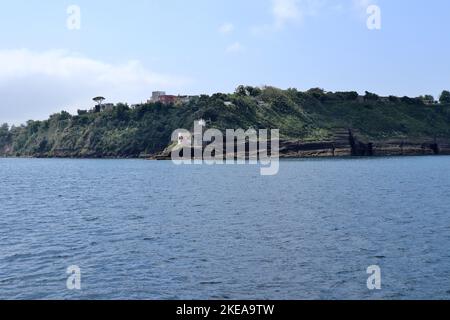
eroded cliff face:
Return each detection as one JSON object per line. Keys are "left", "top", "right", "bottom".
{"left": 278, "top": 130, "right": 449, "bottom": 158}
{"left": 151, "top": 128, "right": 450, "bottom": 160}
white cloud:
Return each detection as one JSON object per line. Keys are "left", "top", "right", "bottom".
{"left": 0, "top": 49, "right": 191, "bottom": 124}
{"left": 273, "top": 0, "right": 302, "bottom": 28}
{"left": 352, "top": 0, "right": 378, "bottom": 16}
{"left": 225, "top": 42, "right": 245, "bottom": 54}
{"left": 252, "top": 0, "right": 327, "bottom": 34}
{"left": 219, "top": 23, "right": 235, "bottom": 35}
{"left": 252, "top": 0, "right": 372, "bottom": 34}
{"left": 353, "top": 0, "right": 373, "bottom": 9}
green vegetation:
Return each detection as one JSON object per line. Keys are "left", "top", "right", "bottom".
{"left": 440, "top": 90, "right": 450, "bottom": 104}
{"left": 1, "top": 86, "right": 450, "bottom": 158}
{"left": 0, "top": 123, "right": 12, "bottom": 152}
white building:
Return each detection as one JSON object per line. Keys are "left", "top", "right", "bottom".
{"left": 151, "top": 91, "right": 166, "bottom": 102}
{"left": 178, "top": 132, "right": 192, "bottom": 146}
{"left": 178, "top": 96, "right": 191, "bottom": 104}
{"left": 102, "top": 103, "right": 114, "bottom": 111}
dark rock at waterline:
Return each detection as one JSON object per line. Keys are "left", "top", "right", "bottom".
{"left": 149, "top": 128, "right": 450, "bottom": 160}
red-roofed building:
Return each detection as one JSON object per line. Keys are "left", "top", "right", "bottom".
{"left": 158, "top": 95, "right": 178, "bottom": 104}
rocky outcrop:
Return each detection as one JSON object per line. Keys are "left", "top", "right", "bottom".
{"left": 150, "top": 128, "right": 450, "bottom": 160}
{"left": 370, "top": 140, "right": 448, "bottom": 156}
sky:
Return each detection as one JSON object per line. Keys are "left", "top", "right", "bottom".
{"left": 0, "top": 0, "right": 449, "bottom": 124}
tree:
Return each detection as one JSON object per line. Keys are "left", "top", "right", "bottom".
{"left": 93, "top": 96, "right": 105, "bottom": 107}
{"left": 114, "top": 103, "right": 130, "bottom": 121}
{"left": 93, "top": 96, "right": 105, "bottom": 113}
{"left": 59, "top": 111, "right": 72, "bottom": 120}
{"left": 211, "top": 93, "right": 228, "bottom": 100}
{"left": 245, "top": 86, "right": 262, "bottom": 97}
{"left": 306, "top": 88, "right": 326, "bottom": 99}
{"left": 335, "top": 91, "right": 359, "bottom": 101}
{"left": 364, "top": 91, "right": 379, "bottom": 101}
{"left": 439, "top": 90, "right": 450, "bottom": 104}
{"left": 400, "top": 96, "right": 416, "bottom": 105}
{"left": 388, "top": 96, "right": 400, "bottom": 103}
{"left": 0, "top": 123, "right": 8, "bottom": 132}
{"left": 235, "top": 85, "right": 247, "bottom": 96}
{"left": 0, "top": 123, "right": 9, "bottom": 137}
{"left": 419, "top": 95, "right": 435, "bottom": 105}
{"left": 0, "top": 123, "right": 12, "bottom": 149}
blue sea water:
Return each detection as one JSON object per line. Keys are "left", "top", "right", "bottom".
{"left": 0, "top": 157, "right": 450, "bottom": 300}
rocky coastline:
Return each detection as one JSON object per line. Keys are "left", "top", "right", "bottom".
{"left": 150, "top": 129, "right": 450, "bottom": 160}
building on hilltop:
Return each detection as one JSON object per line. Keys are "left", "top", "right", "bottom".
{"left": 148, "top": 91, "right": 200, "bottom": 105}
{"left": 102, "top": 103, "right": 114, "bottom": 111}
{"left": 178, "top": 95, "right": 191, "bottom": 104}
{"left": 151, "top": 91, "right": 166, "bottom": 102}
{"left": 158, "top": 95, "right": 178, "bottom": 104}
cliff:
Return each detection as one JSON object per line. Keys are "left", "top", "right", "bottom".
{"left": 1, "top": 87, "right": 450, "bottom": 159}
{"left": 151, "top": 129, "right": 450, "bottom": 160}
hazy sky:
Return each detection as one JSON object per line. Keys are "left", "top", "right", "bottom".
{"left": 0, "top": 0, "right": 449, "bottom": 124}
